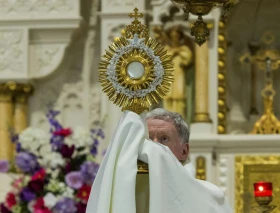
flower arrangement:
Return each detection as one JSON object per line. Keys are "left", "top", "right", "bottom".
{"left": 0, "top": 108, "right": 104, "bottom": 213}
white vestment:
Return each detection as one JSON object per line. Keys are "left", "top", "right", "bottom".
{"left": 86, "top": 111, "right": 232, "bottom": 213}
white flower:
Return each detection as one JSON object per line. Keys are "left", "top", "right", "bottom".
{"left": 27, "top": 200, "right": 35, "bottom": 212}
{"left": 62, "top": 186, "right": 74, "bottom": 198}
{"left": 38, "top": 143, "right": 52, "bottom": 156}
{"left": 44, "top": 193, "right": 58, "bottom": 208}
{"left": 46, "top": 179, "right": 66, "bottom": 194}
{"left": 65, "top": 126, "right": 92, "bottom": 148}
{"left": 40, "top": 152, "right": 65, "bottom": 168}
{"left": 37, "top": 143, "right": 65, "bottom": 168}
{"left": 64, "top": 137, "right": 75, "bottom": 147}
{"left": 19, "top": 127, "right": 49, "bottom": 154}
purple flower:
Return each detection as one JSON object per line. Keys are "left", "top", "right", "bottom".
{"left": 90, "top": 145, "right": 97, "bottom": 156}
{"left": 8, "top": 128, "right": 21, "bottom": 152}
{"left": 0, "top": 160, "right": 9, "bottom": 173}
{"left": 15, "top": 142, "right": 21, "bottom": 152}
{"left": 91, "top": 129, "right": 105, "bottom": 139}
{"left": 93, "top": 138, "right": 99, "bottom": 146}
{"left": 80, "top": 162, "right": 99, "bottom": 185}
{"left": 89, "top": 138, "right": 99, "bottom": 156}
{"left": 97, "top": 129, "right": 105, "bottom": 139}
{"left": 50, "top": 135, "right": 64, "bottom": 151}
{"left": 15, "top": 152, "right": 39, "bottom": 174}
{"left": 53, "top": 198, "right": 77, "bottom": 213}
{"left": 8, "top": 128, "right": 19, "bottom": 143}
{"left": 65, "top": 172, "right": 83, "bottom": 189}
{"left": 46, "top": 106, "right": 62, "bottom": 130}
{"left": 20, "top": 187, "right": 36, "bottom": 202}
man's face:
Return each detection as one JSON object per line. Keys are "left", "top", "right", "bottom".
{"left": 147, "top": 119, "right": 189, "bottom": 162}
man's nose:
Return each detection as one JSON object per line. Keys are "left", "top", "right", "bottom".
{"left": 149, "top": 136, "right": 158, "bottom": 143}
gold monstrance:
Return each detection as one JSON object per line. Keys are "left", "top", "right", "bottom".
{"left": 99, "top": 8, "right": 174, "bottom": 115}
{"left": 99, "top": 8, "right": 174, "bottom": 172}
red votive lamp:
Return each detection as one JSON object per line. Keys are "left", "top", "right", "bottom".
{"left": 254, "top": 182, "right": 273, "bottom": 197}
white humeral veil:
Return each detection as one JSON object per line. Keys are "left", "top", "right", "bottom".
{"left": 86, "top": 111, "right": 232, "bottom": 213}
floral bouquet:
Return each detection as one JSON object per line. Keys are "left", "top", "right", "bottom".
{"left": 0, "top": 108, "right": 104, "bottom": 213}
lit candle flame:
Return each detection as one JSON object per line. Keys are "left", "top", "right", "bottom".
{"left": 258, "top": 186, "right": 264, "bottom": 191}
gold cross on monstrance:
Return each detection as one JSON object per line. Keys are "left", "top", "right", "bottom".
{"left": 128, "top": 8, "right": 144, "bottom": 21}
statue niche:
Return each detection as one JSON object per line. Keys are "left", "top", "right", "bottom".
{"left": 153, "top": 25, "right": 194, "bottom": 121}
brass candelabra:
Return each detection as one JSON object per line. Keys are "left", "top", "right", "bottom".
{"left": 170, "top": 0, "right": 239, "bottom": 45}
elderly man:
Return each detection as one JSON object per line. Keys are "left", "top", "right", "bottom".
{"left": 86, "top": 109, "right": 232, "bottom": 213}
{"left": 146, "top": 108, "right": 232, "bottom": 210}
{"left": 146, "top": 108, "right": 189, "bottom": 163}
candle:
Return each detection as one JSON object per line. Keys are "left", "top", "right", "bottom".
{"left": 254, "top": 182, "right": 272, "bottom": 197}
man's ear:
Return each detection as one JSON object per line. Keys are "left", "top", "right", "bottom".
{"left": 180, "top": 143, "right": 189, "bottom": 161}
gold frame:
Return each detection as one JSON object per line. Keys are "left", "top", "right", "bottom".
{"left": 235, "top": 156, "right": 280, "bottom": 213}
{"left": 119, "top": 51, "right": 152, "bottom": 87}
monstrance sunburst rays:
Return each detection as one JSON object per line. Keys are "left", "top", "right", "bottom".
{"left": 99, "top": 8, "right": 174, "bottom": 114}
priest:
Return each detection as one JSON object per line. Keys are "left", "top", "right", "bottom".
{"left": 86, "top": 108, "right": 232, "bottom": 213}
{"left": 88, "top": 8, "right": 232, "bottom": 212}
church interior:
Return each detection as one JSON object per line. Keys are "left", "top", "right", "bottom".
{"left": 0, "top": 0, "right": 280, "bottom": 212}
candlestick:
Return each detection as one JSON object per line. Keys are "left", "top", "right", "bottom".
{"left": 251, "top": 182, "right": 276, "bottom": 213}
{"left": 254, "top": 182, "right": 273, "bottom": 197}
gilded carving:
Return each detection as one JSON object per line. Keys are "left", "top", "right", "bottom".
{"left": 137, "top": 160, "right": 149, "bottom": 174}
{"left": 235, "top": 156, "right": 280, "bottom": 213}
{"left": 195, "top": 156, "right": 206, "bottom": 180}
{"left": 217, "top": 19, "right": 227, "bottom": 134}
{"left": 0, "top": 82, "right": 33, "bottom": 101}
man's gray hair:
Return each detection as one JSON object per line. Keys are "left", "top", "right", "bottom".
{"left": 146, "top": 108, "right": 190, "bottom": 143}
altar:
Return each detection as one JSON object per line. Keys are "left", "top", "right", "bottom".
{"left": 0, "top": 0, "right": 280, "bottom": 212}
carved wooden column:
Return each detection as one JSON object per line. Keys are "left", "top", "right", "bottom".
{"left": 14, "top": 84, "right": 33, "bottom": 134}
{"left": 0, "top": 82, "right": 15, "bottom": 161}
{"left": 193, "top": 41, "right": 212, "bottom": 123}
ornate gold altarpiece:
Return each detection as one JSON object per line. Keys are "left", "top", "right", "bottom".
{"left": 235, "top": 156, "right": 280, "bottom": 213}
